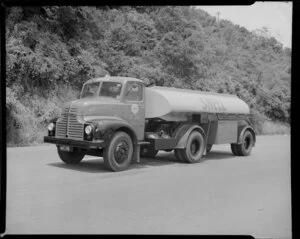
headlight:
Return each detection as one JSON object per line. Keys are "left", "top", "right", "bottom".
{"left": 48, "top": 122, "right": 55, "bottom": 131}
{"left": 85, "top": 125, "right": 93, "bottom": 135}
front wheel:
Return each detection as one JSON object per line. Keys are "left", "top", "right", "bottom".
{"left": 57, "top": 147, "right": 85, "bottom": 164}
{"left": 103, "top": 131, "right": 133, "bottom": 172}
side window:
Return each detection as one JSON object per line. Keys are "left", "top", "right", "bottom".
{"left": 99, "top": 82, "right": 122, "bottom": 99}
{"left": 124, "top": 82, "right": 143, "bottom": 101}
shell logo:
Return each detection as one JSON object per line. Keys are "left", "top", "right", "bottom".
{"left": 131, "top": 104, "right": 139, "bottom": 114}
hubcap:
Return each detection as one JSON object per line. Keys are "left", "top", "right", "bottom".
{"left": 114, "top": 141, "right": 129, "bottom": 164}
{"left": 244, "top": 136, "right": 252, "bottom": 150}
{"left": 190, "top": 140, "right": 200, "bottom": 156}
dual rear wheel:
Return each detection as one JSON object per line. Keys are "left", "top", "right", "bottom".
{"left": 174, "top": 131, "right": 205, "bottom": 163}
{"left": 231, "top": 130, "right": 254, "bottom": 156}
{"left": 174, "top": 129, "right": 254, "bottom": 163}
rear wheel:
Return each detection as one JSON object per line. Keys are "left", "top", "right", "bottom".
{"left": 180, "top": 131, "right": 205, "bottom": 163}
{"left": 103, "top": 132, "right": 133, "bottom": 172}
{"left": 231, "top": 130, "right": 254, "bottom": 156}
{"left": 231, "top": 144, "right": 239, "bottom": 156}
{"left": 57, "top": 147, "right": 85, "bottom": 164}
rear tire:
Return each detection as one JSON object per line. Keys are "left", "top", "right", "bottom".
{"left": 231, "top": 144, "right": 239, "bottom": 156}
{"left": 103, "top": 131, "right": 133, "bottom": 172}
{"left": 180, "top": 131, "right": 205, "bottom": 163}
{"left": 231, "top": 130, "right": 254, "bottom": 156}
{"left": 57, "top": 147, "right": 85, "bottom": 164}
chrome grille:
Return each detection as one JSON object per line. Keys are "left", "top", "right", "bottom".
{"left": 55, "top": 106, "right": 84, "bottom": 140}
{"left": 67, "top": 112, "right": 84, "bottom": 140}
{"left": 56, "top": 107, "right": 69, "bottom": 138}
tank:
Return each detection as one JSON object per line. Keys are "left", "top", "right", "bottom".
{"left": 145, "top": 86, "right": 250, "bottom": 119}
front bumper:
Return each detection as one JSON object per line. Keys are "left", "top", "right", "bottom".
{"left": 44, "top": 136, "right": 105, "bottom": 149}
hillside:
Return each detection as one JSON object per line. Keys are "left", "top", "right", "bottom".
{"left": 5, "top": 6, "right": 291, "bottom": 145}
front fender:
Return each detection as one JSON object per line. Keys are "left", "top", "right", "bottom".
{"left": 85, "top": 117, "right": 138, "bottom": 147}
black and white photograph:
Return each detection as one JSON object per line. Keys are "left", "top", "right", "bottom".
{"left": 3, "top": 2, "right": 292, "bottom": 237}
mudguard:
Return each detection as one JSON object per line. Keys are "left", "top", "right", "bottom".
{"left": 85, "top": 117, "right": 138, "bottom": 147}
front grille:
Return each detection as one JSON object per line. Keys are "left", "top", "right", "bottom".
{"left": 56, "top": 107, "right": 69, "bottom": 138}
{"left": 56, "top": 106, "right": 84, "bottom": 140}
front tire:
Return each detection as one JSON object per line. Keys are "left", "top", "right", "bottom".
{"left": 179, "top": 131, "right": 205, "bottom": 163}
{"left": 57, "top": 147, "right": 85, "bottom": 164}
{"left": 103, "top": 131, "right": 133, "bottom": 172}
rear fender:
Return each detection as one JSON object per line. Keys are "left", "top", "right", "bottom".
{"left": 174, "top": 124, "right": 206, "bottom": 149}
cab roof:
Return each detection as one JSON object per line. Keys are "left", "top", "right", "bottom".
{"left": 85, "top": 76, "right": 144, "bottom": 85}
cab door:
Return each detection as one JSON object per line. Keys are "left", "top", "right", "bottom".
{"left": 123, "top": 81, "right": 145, "bottom": 140}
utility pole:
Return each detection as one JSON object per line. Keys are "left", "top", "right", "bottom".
{"left": 216, "top": 11, "right": 220, "bottom": 22}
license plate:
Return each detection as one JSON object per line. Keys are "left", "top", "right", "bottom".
{"left": 60, "top": 145, "right": 73, "bottom": 152}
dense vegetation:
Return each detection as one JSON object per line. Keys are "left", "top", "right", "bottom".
{"left": 6, "top": 6, "right": 291, "bottom": 146}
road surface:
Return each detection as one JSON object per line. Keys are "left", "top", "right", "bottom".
{"left": 5, "top": 135, "right": 291, "bottom": 237}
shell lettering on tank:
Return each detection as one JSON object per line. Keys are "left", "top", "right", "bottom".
{"left": 199, "top": 97, "right": 226, "bottom": 112}
{"left": 131, "top": 104, "right": 139, "bottom": 114}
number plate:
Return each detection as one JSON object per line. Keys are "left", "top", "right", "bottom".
{"left": 60, "top": 145, "right": 73, "bottom": 152}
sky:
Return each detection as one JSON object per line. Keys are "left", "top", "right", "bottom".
{"left": 197, "top": 2, "right": 292, "bottom": 48}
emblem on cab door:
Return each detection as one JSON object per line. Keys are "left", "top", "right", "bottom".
{"left": 131, "top": 104, "right": 139, "bottom": 114}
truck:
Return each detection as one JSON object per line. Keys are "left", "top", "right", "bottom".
{"left": 44, "top": 76, "right": 256, "bottom": 172}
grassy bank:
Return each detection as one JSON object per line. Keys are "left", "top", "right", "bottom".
{"left": 260, "top": 120, "right": 290, "bottom": 135}
{"left": 6, "top": 84, "right": 79, "bottom": 147}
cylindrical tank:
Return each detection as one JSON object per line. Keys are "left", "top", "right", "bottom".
{"left": 145, "top": 86, "right": 250, "bottom": 119}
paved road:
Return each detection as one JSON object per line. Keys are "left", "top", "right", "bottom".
{"left": 5, "top": 135, "right": 291, "bottom": 237}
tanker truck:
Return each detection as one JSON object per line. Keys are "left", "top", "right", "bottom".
{"left": 44, "top": 76, "right": 256, "bottom": 172}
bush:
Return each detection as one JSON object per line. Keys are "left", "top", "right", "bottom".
{"left": 261, "top": 120, "right": 290, "bottom": 135}
{"left": 6, "top": 84, "right": 79, "bottom": 146}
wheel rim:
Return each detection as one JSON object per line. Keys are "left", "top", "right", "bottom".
{"left": 244, "top": 135, "right": 252, "bottom": 150}
{"left": 114, "top": 140, "right": 129, "bottom": 164}
{"left": 190, "top": 139, "right": 200, "bottom": 156}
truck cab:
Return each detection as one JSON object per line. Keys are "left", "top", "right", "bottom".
{"left": 44, "top": 76, "right": 146, "bottom": 171}
{"left": 79, "top": 76, "right": 145, "bottom": 140}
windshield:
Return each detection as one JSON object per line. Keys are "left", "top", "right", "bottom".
{"left": 81, "top": 82, "right": 100, "bottom": 98}
{"left": 99, "top": 82, "right": 122, "bottom": 99}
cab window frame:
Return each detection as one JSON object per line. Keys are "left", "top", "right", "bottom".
{"left": 80, "top": 81, "right": 101, "bottom": 99}
{"left": 123, "top": 81, "right": 144, "bottom": 103}
{"left": 98, "top": 81, "right": 123, "bottom": 100}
